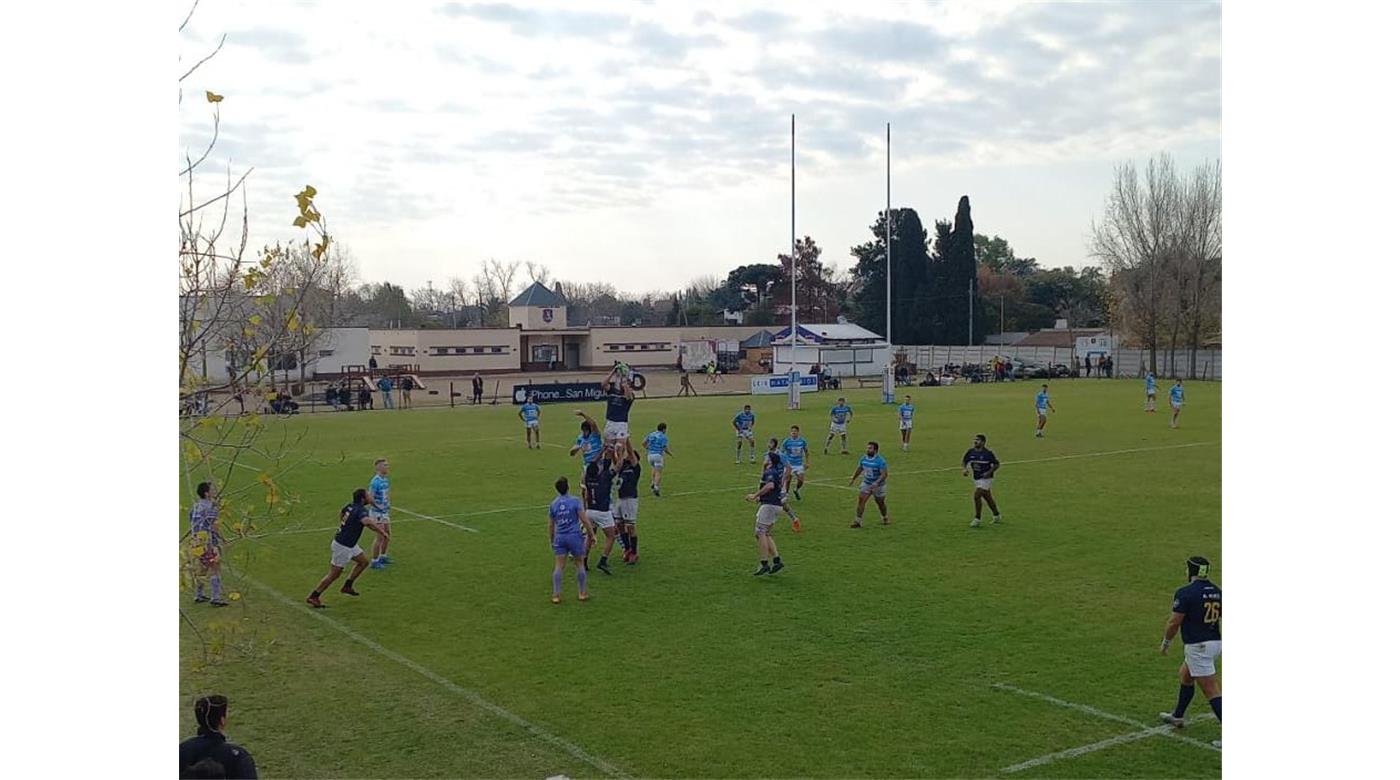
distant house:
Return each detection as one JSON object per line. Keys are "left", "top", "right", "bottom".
{"left": 770, "top": 322, "right": 891, "bottom": 377}
{"left": 1016, "top": 327, "right": 1106, "bottom": 348}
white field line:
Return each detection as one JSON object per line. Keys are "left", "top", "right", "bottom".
{"left": 992, "top": 683, "right": 1221, "bottom": 753}
{"left": 1001, "top": 713, "right": 1217, "bottom": 774}
{"left": 395, "top": 506, "right": 480, "bottom": 533}
{"left": 240, "top": 574, "right": 630, "bottom": 778}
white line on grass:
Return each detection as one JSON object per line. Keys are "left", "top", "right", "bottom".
{"left": 992, "top": 683, "right": 1220, "bottom": 753}
{"left": 241, "top": 574, "right": 630, "bottom": 778}
{"left": 396, "top": 506, "right": 481, "bottom": 533}
{"left": 1000, "top": 713, "right": 1217, "bottom": 773}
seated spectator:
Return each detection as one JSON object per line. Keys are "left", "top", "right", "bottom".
{"left": 921, "top": 372, "right": 939, "bottom": 386}
{"left": 179, "top": 694, "right": 258, "bottom": 779}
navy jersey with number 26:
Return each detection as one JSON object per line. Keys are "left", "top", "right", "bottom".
{"left": 1172, "top": 579, "right": 1222, "bottom": 644}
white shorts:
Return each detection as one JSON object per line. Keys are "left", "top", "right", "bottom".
{"left": 587, "top": 509, "right": 616, "bottom": 530}
{"left": 612, "top": 498, "right": 638, "bottom": 522}
{"left": 604, "top": 421, "right": 629, "bottom": 440}
{"left": 973, "top": 478, "right": 994, "bottom": 491}
{"left": 1171, "top": 402, "right": 1182, "bottom": 411}
{"left": 525, "top": 420, "right": 539, "bottom": 429}
{"left": 899, "top": 420, "right": 913, "bottom": 431}
{"left": 1184, "top": 640, "right": 1222, "bottom": 677}
{"left": 754, "top": 504, "right": 782, "bottom": 534}
{"left": 859, "top": 482, "right": 887, "bottom": 498}
{"left": 330, "top": 540, "right": 363, "bottom": 568}
{"left": 788, "top": 464, "right": 806, "bottom": 477}
{"left": 736, "top": 429, "right": 754, "bottom": 440}
{"left": 1036, "top": 408, "right": 1048, "bottom": 418}
{"left": 369, "top": 509, "right": 390, "bottom": 526}
{"left": 647, "top": 452, "right": 664, "bottom": 469}
{"left": 829, "top": 422, "right": 848, "bottom": 435}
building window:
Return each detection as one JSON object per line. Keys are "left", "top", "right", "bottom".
{"left": 370, "top": 346, "right": 382, "bottom": 355}
{"left": 455, "top": 347, "right": 468, "bottom": 354}
{"left": 390, "top": 346, "right": 414, "bottom": 356}
{"left": 490, "top": 347, "right": 504, "bottom": 354}
{"left": 473, "top": 347, "right": 484, "bottom": 354}
{"left": 624, "top": 345, "right": 635, "bottom": 351}
{"left": 318, "top": 349, "right": 335, "bottom": 357}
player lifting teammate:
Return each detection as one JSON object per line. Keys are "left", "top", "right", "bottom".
{"left": 613, "top": 440, "right": 642, "bottom": 564}
{"left": 962, "top": 434, "right": 1002, "bottom": 528}
{"left": 584, "top": 444, "right": 621, "bottom": 575}
{"left": 1158, "top": 555, "right": 1222, "bottom": 746}
{"left": 847, "top": 441, "right": 890, "bottom": 527}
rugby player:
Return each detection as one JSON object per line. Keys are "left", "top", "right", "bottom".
{"left": 1169, "top": 380, "right": 1185, "bottom": 429}
{"left": 897, "top": 395, "right": 915, "bottom": 451}
{"left": 547, "top": 476, "right": 590, "bottom": 604}
{"left": 745, "top": 452, "right": 788, "bottom": 575}
{"left": 733, "top": 404, "right": 757, "bottom": 464}
{"left": 823, "top": 397, "right": 855, "bottom": 454}
{"left": 765, "top": 437, "right": 802, "bottom": 532}
{"left": 643, "top": 422, "right": 672, "bottom": 496}
{"left": 613, "top": 440, "right": 642, "bottom": 564}
{"left": 1034, "top": 384, "right": 1055, "bottom": 438}
{"left": 570, "top": 410, "right": 604, "bottom": 486}
{"left": 189, "top": 482, "right": 228, "bottom": 607}
{"left": 584, "top": 444, "right": 621, "bottom": 575}
{"left": 601, "top": 365, "right": 635, "bottom": 444}
{"left": 368, "top": 458, "right": 392, "bottom": 568}
{"left": 847, "top": 441, "right": 890, "bottom": 527}
{"left": 1145, "top": 371, "right": 1158, "bottom": 412}
{"left": 306, "top": 488, "right": 387, "bottom": 607}
{"left": 781, "top": 425, "right": 810, "bottom": 500}
{"left": 961, "top": 434, "right": 1002, "bottom": 528}
{"left": 519, "top": 393, "right": 542, "bottom": 449}
{"left": 1158, "top": 555, "right": 1222, "bottom": 743}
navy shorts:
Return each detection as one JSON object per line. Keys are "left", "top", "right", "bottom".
{"left": 552, "top": 532, "right": 586, "bottom": 558}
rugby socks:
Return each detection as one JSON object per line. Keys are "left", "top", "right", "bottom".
{"left": 1173, "top": 685, "right": 1195, "bottom": 719}
{"left": 552, "top": 569, "right": 562, "bottom": 595}
{"left": 310, "top": 589, "right": 322, "bottom": 599}
{"left": 210, "top": 575, "right": 223, "bottom": 601}
{"left": 1209, "top": 696, "right": 1221, "bottom": 721}
{"left": 629, "top": 535, "right": 638, "bottom": 555}
{"left": 576, "top": 568, "right": 588, "bottom": 592}
{"left": 195, "top": 583, "right": 205, "bottom": 600}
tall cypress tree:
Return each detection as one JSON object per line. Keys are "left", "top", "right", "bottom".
{"left": 947, "top": 196, "right": 982, "bottom": 344}
{"left": 850, "top": 208, "right": 931, "bottom": 343}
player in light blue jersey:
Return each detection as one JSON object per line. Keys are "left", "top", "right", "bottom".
{"left": 570, "top": 409, "right": 604, "bottom": 484}
{"left": 1034, "top": 384, "right": 1055, "bottom": 438}
{"left": 518, "top": 393, "right": 542, "bottom": 449}
{"left": 781, "top": 425, "right": 810, "bottom": 500}
{"left": 824, "top": 397, "right": 855, "bottom": 455}
{"left": 188, "top": 482, "right": 229, "bottom": 607}
{"left": 1145, "top": 371, "right": 1158, "bottom": 413}
{"left": 897, "top": 394, "right": 915, "bottom": 451}
{"left": 643, "top": 423, "right": 673, "bottom": 496}
{"left": 1169, "top": 380, "right": 1185, "bottom": 429}
{"left": 846, "top": 441, "right": 890, "bottom": 527}
{"left": 733, "top": 404, "right": 757, "bottom": 464}
{"left": 368, "top": 458, "right": 393, "bottom": 568}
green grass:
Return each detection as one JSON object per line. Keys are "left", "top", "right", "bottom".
{"left": 180, "top": 378, "right": 1221, "bottom": 778}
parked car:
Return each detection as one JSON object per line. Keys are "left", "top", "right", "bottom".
{"left": 1017, "top": 361, "right": 1053, "bottom": 379}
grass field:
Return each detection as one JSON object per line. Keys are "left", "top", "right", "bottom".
{"left": 179, "top": 378, "right": 1221, "bottom": 778}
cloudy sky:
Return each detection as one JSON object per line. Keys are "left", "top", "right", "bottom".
{"left": 178, "top": 0, "right": 1221, "bottom": 295}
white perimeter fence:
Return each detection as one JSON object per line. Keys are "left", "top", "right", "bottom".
{"left": 895, "top": 345, "right": 1222, "bottom": 381}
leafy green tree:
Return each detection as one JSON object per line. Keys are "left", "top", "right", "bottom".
{"left": 850, "top": 208, "right": 934, "bottom": 342}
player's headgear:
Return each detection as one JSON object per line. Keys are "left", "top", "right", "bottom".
{"left": 1186, "top": 556, "right": 1210, "bottom": 578}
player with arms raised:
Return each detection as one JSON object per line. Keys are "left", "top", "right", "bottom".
{"left": 601, "top": 365, "right": 635, "bottom": 445}
{"left": 962, "top": 434, "right": 1002, "bottom": 528}
{"left": 1158, "top": 555, "right": 1222, "bottom": 743}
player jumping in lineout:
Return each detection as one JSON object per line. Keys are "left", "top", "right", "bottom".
{"left": 733, "top": 404, "right": 756, "bottom": 464}
{"left": 897, "top": 394, "right": 915, "bottom": 451}
{"left": 962, "top": 434, "right": 1002, "bottom": 528}
{"left": 1169, "top": 379, "right": 1185, "bottom": 429}
{"left": 643, "top": 422, "right": 672, "bottom": 496}
{"left": 601, "top": 364, "right": 635, "bottom": 445}
{"left": 781, "top": 425, "right": 809, "bottom": 500}
{"left": 1158, "top": 555, "right": 1221, "bottom": 747}
{"left": 519, "top": 393, "right": 542, "bottom": 449}
{"left": 745, "top": 451, "right": 788, "bottom": 576}
{"left": 824, "top": 397, "right": 854, "bottom": 454}
{"left": 765, "top": 437, "right": 802, "bottom": 532}
{"left": 847, "top": 441, "right": 890, "bottom": 528}
{"left": 1034, "top": 384, "right": 1055, "bottom": 438}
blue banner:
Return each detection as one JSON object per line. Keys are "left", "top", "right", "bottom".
{"left": 512, "top": 382, "right": 607, "bottom": 405}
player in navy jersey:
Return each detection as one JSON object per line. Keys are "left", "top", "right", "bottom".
{"left": 612, "top": 440, "right": 642, "bottom": 564}
{"left": 733, "top": 404, "right": 757, "bottom": 464}
{"left": 584, "top": 445, "right": 621, "bottom": 575}
{"left": 1169, "top": 380, "right": 1185, "bottom": 429}
{"left": 547, "top": 476, "right": 590, "bottom": 604}
{"left": 188, "top": 482, "right": 228, "bottom": 607}
{"left": 847, "top": 441, "right": 890, "bottom": 527}
{"left": 306, "top": 488, "right": 387, "bottom": 607}
{"left": 1034, "top": 384, "right": 1055, "bottom": 438}
{"left": 519, "top": 394, "right": 542, "bottom": 449}
{"left": 765, "top": 437, "right": 802, "bottom": 532}
{"left": 961, "top": 434, "right": 1002, "bottom": 527}
{"left": 601, "top": 365, "right": 636, "bottom": 444}
{"left": 1158, "top": 556, "right": 1222, "bottom": 742}
{"left": 781, "top": 426, "right": 810, "bottom": 500}
{"left": 745, "top": 452, "right": 788, "bottom": 575}
{"left": 824, "top": 398, "right": 855, "bottom": 454}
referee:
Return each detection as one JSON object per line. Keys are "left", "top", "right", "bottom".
{"left": 1158, "top": 556, "right": 1222, "bottom": 743}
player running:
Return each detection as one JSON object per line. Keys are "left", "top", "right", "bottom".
{"left": 584, "top": 445, "right": 621, "bottom": 575}
{"left": 733, "top": 404, "right": 757, "bottom": 463}
{"left": 601, "top": 365, "right": 635, "bottom": 444}
{"left": 547, "top": 476, "right": 590, "bottom": 604}
{"left": 962, "top": 434, "right": 1002, "bottom": 528}
{"left": 613, "top": 440, "right": 642, "bottom": 564}
{"left": 1034, "top": 384, "right": 1055, "bottom": 438}
{"left": 570, "top": 410, "right": 604, "bottom": 485}
{"left": 765, "top": 437, "right": 802, "bottom": 532}
{"left": 1158, "top": 556, "right": 1222, "bottom": 744}
{"left": 781, "top": 425, "right": 810, "bottom": 500}
{"left": 189, "top": 482, "right": 229, "bottom": 607}
{"left": 643, "top": 422, "right": 672, "bottom": 496}
{"left": 519, "top": 394, "right": 542, "bottom": 449}
{"left": 306, "top": 488, "right": 387, "bottom": 608}
{"left": 847, "top": 441, "right": 890, "bottom": 528}
{"left": 1145, "top": 371, "right": 1158, "bottom": 413}
{"left": 897, "top": 395, "right": 915, "bottom": 451}
{"left": 1169, "top": 380, "right": 1185, "bottom": 429}
{"left": 745, "top": 452, "right": 789, "bottom": 576}
{"left": 368, "top": 459, "right": 392, "bottom": 568}
{"left": 824, "top": 397, "right": 855, "bottom": 454}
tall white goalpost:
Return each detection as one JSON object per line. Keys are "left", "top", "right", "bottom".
{"left": 882, "top": 122, "right": 896, "bottom": 404}
{"left": 787, "top": 113, "right": 801, "bottom": 410}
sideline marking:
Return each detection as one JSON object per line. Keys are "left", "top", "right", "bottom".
{"left": 241, "top": 574, "right": 630, "bottom": 778}
{"left": 1001, "top": 713, "right": 1216, "bottom": 773}
{"left": 396, "top": 506, "right": 480, "bottom": 533}
{"left": 992, "top": 683, "right": 1221, "bottom": 753}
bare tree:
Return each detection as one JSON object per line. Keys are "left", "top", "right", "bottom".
{"left": 524, "top": 260, "right": 553, "bottom": 287}
{"left": 1091, "top": 154, "right": 1180, "bottom": 374}
{"left": 1175, "top": 161, "right": 1223, "bottom": 378}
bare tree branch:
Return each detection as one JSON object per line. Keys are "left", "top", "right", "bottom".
{"left": 179, "top": 0, "right": 202, "bottom": 32}
{"left": 180, "top": 32, "right": 227, "bottom": 83}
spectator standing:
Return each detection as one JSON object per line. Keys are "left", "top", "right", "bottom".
{"left": 179, "top": 695, "right": 258, "bottom": 779}
{"left": 377, "top": 375, "right": 394, "bottom": 409}
{"left": 472, "top": 373, "right": 484, "bottom": 405}
{"left": 1084, "top": 355, "right": 1092, "bottom": 377}
{"left": 400, "top": 375, "right": 414, "bottom": 408}
{"left": 358, "top": 383, "right": 371, "bottom": 410}
{"left": 1105, "top": 355, "right": 1114, "bottom": 377}
{"left": 368, "top": 355, "right": 378, "bottom": 377}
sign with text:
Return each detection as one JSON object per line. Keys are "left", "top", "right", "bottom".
{"left": 750, "top": 374, "right": 819, "bottom": 395}
{"left": 513, "top": 382, "right": 607, "bottom": 405}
